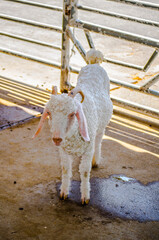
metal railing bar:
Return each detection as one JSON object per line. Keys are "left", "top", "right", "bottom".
{"left": 1, "top": 47, "right": 158, "bottom": 96}
{"left": 77, "top": 4, "right": 159, "bottom": 27}
{"left": 0, "top": 31, "right": 147, "bottom": 71}
{"left": 0, "top": 31, "right": 61, "bottom": 51}
{"left": 0, "top": 47, "right": 62, "bottom": 68}
{"left": 67, "top": 28, "right": 87, "bottom": 63}
{"left": 0, "top": 14, "right": 62, "bottom": 33}
{"left": 104, "top": 57, "right": 143, "bottom": 70}
{"left": 143, "top": 49, "right": 158, "bottom": 71}
{"left": 109, "top": 0, "right": 159, "bottom": 10}
{"left": 111, "top": 78, "right": 140, "bottom": 90}
{"left": 69, "top": 66, "right": 80, "bottom": 74}
{"left": 1, "top": 47, "right": 158, "bottom": 95}
{"left": 70, "top": 31, "right": 141, "bottom": 71}
{"left": 0, "top": 48, "right": 158, "bottom": 117}
{"left": 70, "top": 55, "right": 143, "bottom": 74}
{"left": 140, "top": 73, "right": 159, "bottom": 90}
{"left": 111, "top": 95, "right": 159, "bottom": 118}
{"left": 6, "top": 0, "right": 63, "bottom": 12}
{"left": 110, "top": 77, "right": 159, "bottom": 96}
{"left": 83, "top": 29, "right": 143, "bottom": 70}
{"left": 84, "top": 30, "right": 95, "bottom": 48}
{"left": 73, "top": 19, "right": 159, "bottom": 48}
{"left": 0, "top": 47, "right": 79, "bottom": 74}
{"left": 147, "top": 89, "right": 159, "bottom": 96}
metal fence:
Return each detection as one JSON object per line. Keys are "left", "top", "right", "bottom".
{"left": 60, "top": 0, "right": 159, "bottom": 118}
{"left": 0, "top": 0, "right": 159, "bottom": 119}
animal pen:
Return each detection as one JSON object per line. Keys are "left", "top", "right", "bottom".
{"left": 0, "top": 1, "right": 159, "bottom": 238}
{"left": 0, "top": 0, "right": 159, "bottom": 120}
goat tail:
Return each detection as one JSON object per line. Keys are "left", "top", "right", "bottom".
{"left": 86, "top": 49, "right": 103, "bottom": 64}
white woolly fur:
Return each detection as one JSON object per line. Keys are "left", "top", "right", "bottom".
{"left": 86, "top": 48, "right": 103, "bottom": 64}
{"left": 41, "top": 50, "right": 113, "bottom": 204}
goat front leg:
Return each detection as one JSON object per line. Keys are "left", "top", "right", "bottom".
{"left": 59, "top": 148, "right": 72, "bottom": 200}
{"left": 79, "top": 149, "right": 93, "bottom": 205}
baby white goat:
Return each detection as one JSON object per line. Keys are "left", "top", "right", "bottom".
{"left": 33, "top": 49, "right": 113, "bottom": 204}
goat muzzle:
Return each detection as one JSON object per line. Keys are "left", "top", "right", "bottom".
{"left": 52, "top": 137, "right": 63, "bottom": 146}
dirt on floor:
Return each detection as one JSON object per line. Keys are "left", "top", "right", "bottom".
{"left": 0, "top": 114, "right": 159, "bottom": 240}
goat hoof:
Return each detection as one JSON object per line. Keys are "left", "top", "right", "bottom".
{"left": 60, "top": 192, "right": 68, "bottom": 200}
{"left": 81, "top": 198, "right": 90, "bottom": 205}
{"left": 92, "top": 163, "right": 98, "bottom": 169}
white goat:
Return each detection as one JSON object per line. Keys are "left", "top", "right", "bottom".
{"left": 33, "top": 49, "right": 113, "bottom": 204}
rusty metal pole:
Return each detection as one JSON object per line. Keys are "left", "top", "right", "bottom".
{"left": 60, "top": 0, "right": 78, "bottom": 92}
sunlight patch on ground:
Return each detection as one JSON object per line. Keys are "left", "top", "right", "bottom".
{"left": 111, "top": 115, "right": 159, "bottom": 138}
{"left": 103, "top": 135, "right": 159, "bottom": 158}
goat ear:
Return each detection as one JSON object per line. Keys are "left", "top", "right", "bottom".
{"left": 32, "top": 109, "right": 49, "bottom": 138}
{"left": 76, "top": 103, "right": 90, "bottom": 142}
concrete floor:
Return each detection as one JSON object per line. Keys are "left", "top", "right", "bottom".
{"left": 0, "top": 115, "right": 159, "bottom": 240}
{"left": 0, "top": 0, "right": 159, "bottom": 239}
{"left": 0, "top": 0, "right": 159, "bottom": 106}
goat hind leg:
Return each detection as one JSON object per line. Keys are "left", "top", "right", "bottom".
{"left": 92, "top": 131, "right": 104, "bottom": 168}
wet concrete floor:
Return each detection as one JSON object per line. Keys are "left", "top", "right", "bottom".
{"left": 57, "top": 175, "right": 159, "bottom": 222}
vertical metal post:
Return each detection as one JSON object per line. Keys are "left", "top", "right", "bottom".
{"left": 60, "top": 0, "right": 70, "bottom": 92}
{"left": 60, "top": 0, "right": 78, "bottom": 92}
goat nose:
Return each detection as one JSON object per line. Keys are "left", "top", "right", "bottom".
{"left": 52, "top": 137, "right": 63, "bottom": 146}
